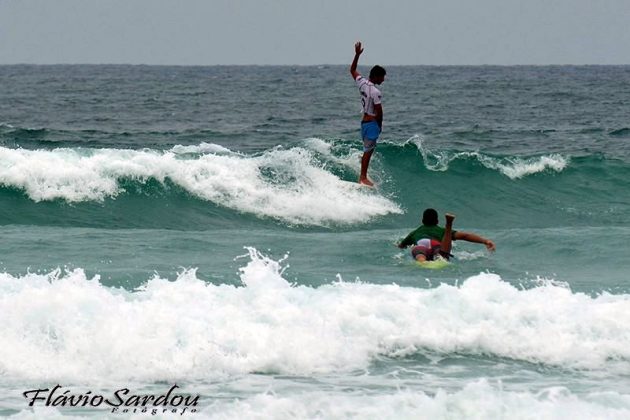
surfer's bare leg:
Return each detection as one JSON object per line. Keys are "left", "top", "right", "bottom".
{"left": 359, "top": 147, "right": 374, "bottom": 186}
{"left": 439, "top": 213, "right": 455, "bottom": 258}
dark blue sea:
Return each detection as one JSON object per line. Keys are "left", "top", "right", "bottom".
{"left": 1, "top": 65, "right": 630, "bottom": 418}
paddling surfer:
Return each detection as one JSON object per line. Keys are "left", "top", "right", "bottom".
{"left": 398, "top": 209, "right": 496, "bottom": 262}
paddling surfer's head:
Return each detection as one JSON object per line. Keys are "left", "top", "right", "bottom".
{"left": 369, "top": 65, "right": 386, "bottom": 85}
{"left": 422, "top": 208, "right": 439, "bottom": 226}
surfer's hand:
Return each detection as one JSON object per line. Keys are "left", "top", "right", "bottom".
{"left": 354, "top": 42, "right": 363, "bottom": 55}
{"left": 485, "top": 240, "right": 496, "bottom": 251}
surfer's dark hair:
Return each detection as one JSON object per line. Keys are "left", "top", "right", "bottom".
{"left": 369, "top": 65, "right": 386, "bottom": 79}
{"left": 422, "top": 208, "right": 439, "bottom": 226}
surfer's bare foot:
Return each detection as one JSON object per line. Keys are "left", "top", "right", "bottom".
{"left": 358, "top": 177, "right": 374, "bottom": 187}
{"left": 445, "top": 213, "right": 455, "bottom": 224}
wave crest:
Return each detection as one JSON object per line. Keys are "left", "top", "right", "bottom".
{"left": 1, "top": 248, "right": 629, "bottom": 383}
{"left": 407, "top": 135, "right": 568, "bottom": 179}
{"left": 0, "top": 144, "right": 401, "bottom": 226}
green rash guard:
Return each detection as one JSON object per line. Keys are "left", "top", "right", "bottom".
{"left": 399, "top": 225, "right": 457, "bottom": 248}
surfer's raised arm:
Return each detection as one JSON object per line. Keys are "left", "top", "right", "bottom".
{"left": 350, "top": 41, "right": 363, "bottom": 79}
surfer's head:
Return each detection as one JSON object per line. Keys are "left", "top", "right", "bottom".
{"left": 422, "top": 208, "right": 439, "bottom": 226}
{"left": 369, "top": 65, "right": 386, "bottom": 85}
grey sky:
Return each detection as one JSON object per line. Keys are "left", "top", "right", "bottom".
{"left": 1, "top": 0, "right": 629, "bottom": 65}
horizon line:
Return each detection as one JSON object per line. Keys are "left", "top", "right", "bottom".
{"left": 1, "top": 62, "right": 629, "bottom": 67}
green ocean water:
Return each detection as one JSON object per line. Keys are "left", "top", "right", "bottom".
{"left": 1, "top": 65, "right": 630, "bottom": 418}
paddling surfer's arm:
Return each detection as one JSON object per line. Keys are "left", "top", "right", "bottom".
{"left": 350, "top": 42, "right": 363, "bottom": 79}
{"left": 453, "top": 232, "right": 496, "bottom": 251}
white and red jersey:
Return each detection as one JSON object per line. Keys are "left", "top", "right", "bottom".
{"left": 355, "top": 75, "right": 382, "bottom": 116}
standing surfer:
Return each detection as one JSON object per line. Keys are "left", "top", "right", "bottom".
{"left": 350, "top": 41, "right": 386, "bottom": 187}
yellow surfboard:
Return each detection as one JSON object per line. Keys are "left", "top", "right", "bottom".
{"left": 416, "top": 258, "right": 450, "bottom": 270}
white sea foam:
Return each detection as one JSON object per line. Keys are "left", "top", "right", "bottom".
{"left": 477, "top": 153, "right": 568, "bottom": 179}
{"left": 1, "top": 248, "right": 629, "bottom": 384}
{"left": 304, "top": 137, "right": 333, "bottom": 155}
{"left": 408, "top": 135, "right": 568, "bottom": 179}
{"left": 197, "top": 380, "right": 630, "bottom": 420}
{"left": 170, "top": 142, "right": 233, "bottom": 155}
{"left": 6, "top": 381, "right": 630, "bottom": 419}
{"left": 304, "top": 137, "right": 361, "bottom": 169}
{"left": 0, "top": 145, "right": 401, "bottom": 225}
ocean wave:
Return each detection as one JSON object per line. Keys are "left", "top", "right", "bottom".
{"left": 1, "top": 248, "right": 629, "bottom": 383}
{"left": 170, "top": 142, "right": 233, "bottom": 155}
{"left": 199, "top": 380, "right": 630, "bottom": 420}
{"left": 0, "top": 144, "right": 401, "bottom": 226}
{"left": 0, "top": 124, "right": 48, "bottom": 138}
{"left": 7, "top": 380, "right": 630, "bottom": 419}
{"left": 406, "top": 135, "right": 568, "bottom": 179}
{"left": 609, "top": 128, "right": 630, "bottom": 137}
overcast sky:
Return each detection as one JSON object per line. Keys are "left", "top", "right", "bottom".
{"left": 1, "top": 0, "right": 629, "bottom": 65}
